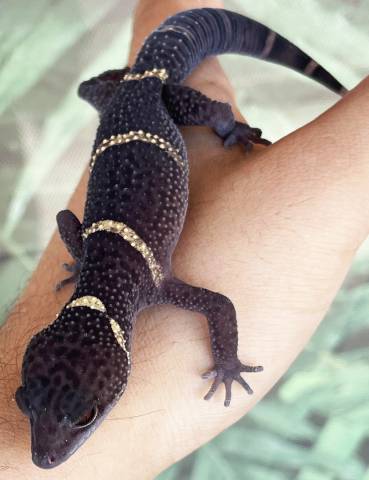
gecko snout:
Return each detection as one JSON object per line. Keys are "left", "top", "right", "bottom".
{"left": 32, "top": 450, "right": 58, "bottom": 469}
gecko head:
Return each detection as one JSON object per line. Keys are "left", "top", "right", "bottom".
{"left": 15, "top": 306, "right": 130, "bottom": 469}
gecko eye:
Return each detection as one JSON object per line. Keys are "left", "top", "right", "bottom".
{"left": 74, "top": 405, "right": 98, "bottom": 428}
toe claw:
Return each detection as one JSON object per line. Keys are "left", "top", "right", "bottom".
{"left": 201, "top": 369, "right": 217, "bottom": 380}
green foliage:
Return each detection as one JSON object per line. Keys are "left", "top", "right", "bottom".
{"left": 0, "top": 0, "right": 119, "bottom": 115}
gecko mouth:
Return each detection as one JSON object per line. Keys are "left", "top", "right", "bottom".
{"left": 32, "top": 449, "right": 63, "bottom": 469}
{"left": 33, "top": 454, "right": 57, "bottom": 469}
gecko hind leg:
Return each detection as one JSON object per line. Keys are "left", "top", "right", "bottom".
{"left": 56, "top": 209, "right": 83, "bottom": 291}
{"left": 157, "top": 277, "right": 263, "bottom": 406}
{"left": 162, "top": 84, "right": 271, "bottom": 152}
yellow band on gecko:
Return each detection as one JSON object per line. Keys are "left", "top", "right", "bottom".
{"left": 66, "top": 295, "right": 130, "bottom": 361}
{"left": 82, "top": 219, "right": 164, "bottom": 287}
{"left": 90, "top": 130, "right": 184, "bottom": 171}
{"left": 122, "top": 68, "right": 168, "bottom": 82}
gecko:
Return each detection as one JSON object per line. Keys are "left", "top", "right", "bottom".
{"left": 15, "top": 8, "right": 346, "bottom": 469}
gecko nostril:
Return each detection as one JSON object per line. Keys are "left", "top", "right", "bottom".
{"left": 48, "top": 454, "right": 56, "bottom": 464}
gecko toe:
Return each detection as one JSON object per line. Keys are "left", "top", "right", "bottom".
{"left": 241, "top": 365, "right": 264, "bottom": 373}
{"left": 223, "top": 377, "right": 233, "bottom": 407}
{"left": 234, "top": 374, "right": 253, "bottom": 395}
{"left": 56, "top": 261, "right": 81, "bottom": 291}
{"left": 202, "top": 359, "right": 263, "bottom": 406}
{"left": 55, "top": 274, "right": 78, "bottom": 291}
{"left": 204, "top": 373, "right": 224, "bottom": 401}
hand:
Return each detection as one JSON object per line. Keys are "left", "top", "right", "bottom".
{"left": 1, "top": 0, "right": 368, "bottom": 479}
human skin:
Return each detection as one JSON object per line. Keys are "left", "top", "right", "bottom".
{"left": 1, "top": 0, "right": 369, "bottom": 478}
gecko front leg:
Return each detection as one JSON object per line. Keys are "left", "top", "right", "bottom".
{"left": 157, "top": 277, "right": 263, "bottom": 406}
{"left": 163, "top": 84, "right": 271, "bottom": 151}
{"left": 55, "top": 209, "right": 83, "bottom": 290}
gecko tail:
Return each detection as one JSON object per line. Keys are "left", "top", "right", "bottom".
{"left": 132, "top": 8, "right": 346, "bottom": 96}
{"left": 263, "top": 31, "right": 347, "bottom": 96}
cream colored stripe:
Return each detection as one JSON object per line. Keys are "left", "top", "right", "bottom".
{"left": 122, "top": 68, "right": 168, "bottom": 83}
{"left": 66, "top": 295, "right": 106, "bottom": 312}
{"left": 90, "top": 130, "right": 184, "bottom": 171}
{"left": 82, "top": 219, "right": 164, "bottom": 287}
{"left": 66, "top": 296, "right": 130, "bottom": 361}
{"left": 109, "top": 318, "right": 130, "bottom": 360}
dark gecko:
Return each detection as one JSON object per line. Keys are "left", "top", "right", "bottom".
{"left": 15, "top": 8, "right": 346, "bottom": 469}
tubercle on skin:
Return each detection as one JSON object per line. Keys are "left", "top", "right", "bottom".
{"left": 66, "top": 296, "right": 131, "bottom": 362}
{"left": 82, "top": 219, "right": 164, "bottom": 286}
{"left": 89, "top": 129, "right": 184, "bottom": 171}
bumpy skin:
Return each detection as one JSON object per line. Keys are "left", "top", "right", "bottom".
{"left": 16, "top": 8, "right": 346, "bottom": 469}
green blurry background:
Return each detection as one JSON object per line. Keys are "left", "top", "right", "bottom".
{"left": 1, "top": 0, "right": 368, "bottom": 478}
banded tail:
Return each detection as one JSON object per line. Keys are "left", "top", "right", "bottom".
{"left": 132, "top": 8, "right": 346, "bottom": 95}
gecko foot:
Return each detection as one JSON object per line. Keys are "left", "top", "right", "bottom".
{"left": 56, "top": 261, "right": 81, "bottom": 291}
{"left": 223, "top": 121, "right": 271, "bottom": 151}
{"left": 202, "top": 359, "right": 263, "bottom": 407}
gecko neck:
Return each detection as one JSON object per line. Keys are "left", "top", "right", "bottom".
{"left": 73, "top": 240, "right": 145, "bottom": 323}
